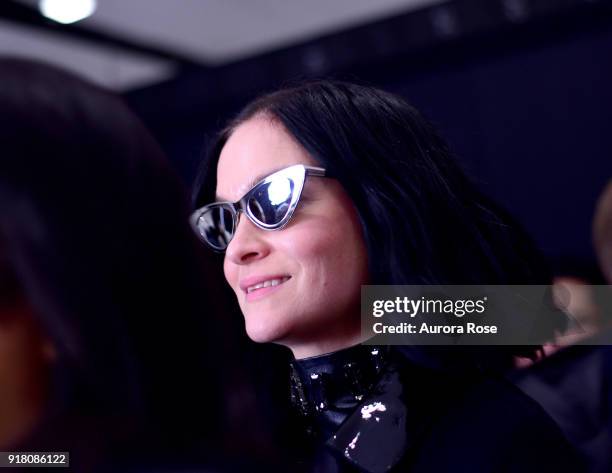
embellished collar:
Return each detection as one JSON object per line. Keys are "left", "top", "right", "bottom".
{"left": 289, "top": 344, "right": 389, "bottom": 439}
{"left": 289, "top": 345, "right": 474, "bottom": 473}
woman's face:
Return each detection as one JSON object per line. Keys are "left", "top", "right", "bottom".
{"left": 216, "top": 116, "right": 369, "bottom": 358}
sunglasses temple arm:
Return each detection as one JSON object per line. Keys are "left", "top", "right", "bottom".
{"left": 306, "top": 167, "right": 327, "bottom": 178}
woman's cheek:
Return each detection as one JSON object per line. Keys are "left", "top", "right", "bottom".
{"left": 289, "top": 216, "right": 342, "bottom": 256}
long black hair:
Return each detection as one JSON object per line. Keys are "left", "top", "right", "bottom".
{"left": 0, "top": 58, "right": 224, "bottom": 465}
{"left": 194, "top": 80, "right": 560, "bottom": 364}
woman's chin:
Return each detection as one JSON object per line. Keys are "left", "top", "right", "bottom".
{"left": 244, "top": 317, "right": 291, "bottom": 345}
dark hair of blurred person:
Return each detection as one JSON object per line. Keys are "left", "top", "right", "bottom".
{"left": 0, "top": 58, "right": 243, "bottom": 472}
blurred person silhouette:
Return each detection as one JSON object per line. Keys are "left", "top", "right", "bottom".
{"left": 515, "top": 181, "right": 612, "bottom": 350}
{"left": 0, "top": 57, "right": 278, "bottom": 472}
{"left": 509, "top": 180, "right": 612, "bottom": 473}
{"left": 513, "top": 276, "right": 604, "bottom": 367}
{"left": 594, "top": 181, "right": 612, "bottom": 284}
{"left": 548, "top": 276, "right": 605, "bottom": 348}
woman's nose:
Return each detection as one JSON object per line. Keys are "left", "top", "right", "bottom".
{"left": 225, "top": 214, "right": 270, "bottom": 265}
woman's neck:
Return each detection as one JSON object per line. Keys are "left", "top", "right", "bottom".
{"left": 289, "top": 327, "right": 367, "bottom": 360}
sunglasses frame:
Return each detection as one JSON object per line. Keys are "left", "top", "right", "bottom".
{"left": 190, "top": 164, "right": 326, "bottom": 251}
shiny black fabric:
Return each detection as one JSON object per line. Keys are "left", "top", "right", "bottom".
{"left": 289, "top": 344, "right": 585, "bottom": 473}
{"left": 290, "top": 344, "right": 389, "bottom": 441}
{"left": 510, "top": 337, "right": 612, "bottom": 473}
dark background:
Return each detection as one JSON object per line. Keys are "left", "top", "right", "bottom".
{"left": 2, "top": 0, "right": 610, "bottom": 275}
{"left": 122, "top": 0, "right": 612, "bottom": 280}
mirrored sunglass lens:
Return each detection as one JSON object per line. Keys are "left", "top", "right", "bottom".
{"left": 198, "top": 206, "right": 234, "bottom": 249}
{"left": 248, "top": 177, "right": 294, "bottom": 225}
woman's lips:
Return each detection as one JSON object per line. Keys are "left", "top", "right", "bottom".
{"left": 242, "top": 275, "right": 291, "bottom": 302}
{"left": 246, "top": 276, "right": 290, "bottom": 293}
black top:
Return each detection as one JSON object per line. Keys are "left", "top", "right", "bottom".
{"left": 510, "top": 337, "right": 612, "bottom": 473}
{"left": 289, "top": 344, "right": 585, "bottom": 473}
{"left": 290, "top": 344, "right": 389, "bottom": 441}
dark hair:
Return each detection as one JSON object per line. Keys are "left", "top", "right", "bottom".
{"left": 0, "top": 58, "right": 223, "bottom": 462}
{"left": 195, "top": 81, "right": 549, "bottom": 284}
{"left": 193, "top": 80, "right": 562, "bottom": 365}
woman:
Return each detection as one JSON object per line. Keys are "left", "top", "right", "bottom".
{"left": 191, "top": 81, "right": 580, "bottom": 472}
{"left": 0, "top": 58, "right": 232, "bottom": 472}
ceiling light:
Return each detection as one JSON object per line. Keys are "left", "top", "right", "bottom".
{"left": 39, "top": 0, "right": 97, "bottom": 25}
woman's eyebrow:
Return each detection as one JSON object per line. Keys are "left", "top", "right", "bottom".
{"left": 215, "top": 165, "right": 289, "bottom": 202}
